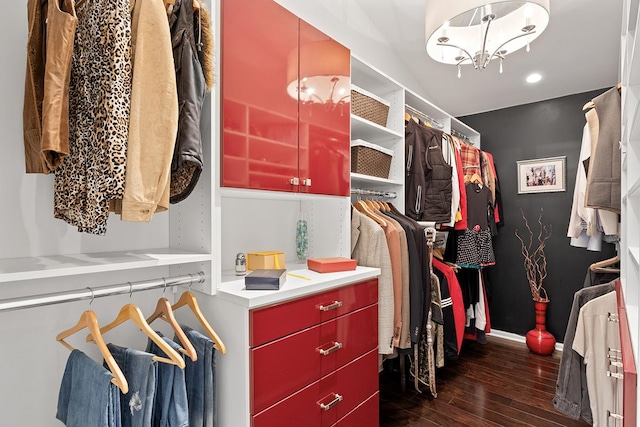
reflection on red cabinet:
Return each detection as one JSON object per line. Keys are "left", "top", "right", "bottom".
{"left": 298, "top": 20, "right": 350, "bottom": 196}
{"left": 222, "top": 0, "right": 350, "bottom": 195}
{"left": 252, "top": 349, "right": 378, "bottom": 427}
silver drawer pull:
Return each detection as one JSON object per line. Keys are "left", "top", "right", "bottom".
{"left": 319, "top": 393, "right": 343, "bottom": 411}
{"left": 319, "top": 301, "right": 342, "bottom": 311}
{"left": 318, "top": 342, "right": 343, "bottom": 356}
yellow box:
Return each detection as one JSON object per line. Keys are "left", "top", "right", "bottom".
{"left": 246, "top": 251, "right": 286, "bottom": 271}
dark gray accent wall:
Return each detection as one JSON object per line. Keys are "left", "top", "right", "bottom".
{"left": 459, "top": 89, "right": 618, "bottom": 342}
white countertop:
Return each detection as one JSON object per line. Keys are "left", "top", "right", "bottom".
{"left": 216, "top": 264, "right": 380, "bottom": 309}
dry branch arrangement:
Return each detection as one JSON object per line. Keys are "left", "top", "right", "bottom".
{"left": 515, "top": 209, "right": 552, "bottom": 302}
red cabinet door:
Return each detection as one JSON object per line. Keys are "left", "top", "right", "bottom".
{"left": 252, "top": 349, "right": 378, "bottom": 427}
{"left": 222, "top": 0, "right": 299, "bottom": 191}
{"left": 250, "top": 279, "right": 378, "bottom": 347}
{"left": 333, "top": 392, "right": 379, "bottom": 427}
{"left": 298, "top": 20, "right": 351, "bottom": 197}
{"left": 251, "top": 304, "right": 377, "bottom": 414}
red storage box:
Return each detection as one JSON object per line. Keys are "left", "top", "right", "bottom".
{"left": 307, "top": 257, "right": 357, "bottom": 273}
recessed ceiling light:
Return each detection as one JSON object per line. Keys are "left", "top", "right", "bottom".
{"left": 526, "top": 73, "right": 542, "bottom": 83}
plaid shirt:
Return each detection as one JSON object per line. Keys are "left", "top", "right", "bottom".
{"left": 458, "top": 140, "right": 481, "bottom": 177}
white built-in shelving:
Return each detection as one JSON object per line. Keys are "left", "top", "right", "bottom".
{"left": 621, "top": 0, "right": 640, "bottom": 421}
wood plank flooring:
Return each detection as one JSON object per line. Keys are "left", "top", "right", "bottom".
{"left": 380, "top": 335, "right": 590, "bottom": 426}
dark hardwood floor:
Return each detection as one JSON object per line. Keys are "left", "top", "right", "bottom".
{"left": 380, "top": 335, "right": 590, "bottom": 426}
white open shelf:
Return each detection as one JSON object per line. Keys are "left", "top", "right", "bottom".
{"left": 351, "top": 114, "right": 403, "bottom": 143}
{"left": 0, "top": 249, "right": 211, "bottom": 283}
{"left": 350, "top": 173, "right": 403, "bottom": 187}
{"left": 630, "top": 246, "right": 640, "bottom": 266}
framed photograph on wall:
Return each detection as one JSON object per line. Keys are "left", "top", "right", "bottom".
{"left": 516, "top": 156, "right": 566, "bottom": 194}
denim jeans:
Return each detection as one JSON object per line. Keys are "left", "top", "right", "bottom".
{"left": 107, "top": 343, "right": 157, "bottom": 427}
{"left": 57, "top": 349, "right": 122, "bottom": 427}
{"left": 146, "top": 333, "right": 189, "bottom": 427}
{"left": 181, "top": 326, "right": 217, "bottom": 427}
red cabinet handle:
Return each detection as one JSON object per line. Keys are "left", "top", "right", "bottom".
{"left": 318, "top": 393, "right": 343, "bottom": 411}
{"left": 318, "top": 301, "right": 342, "bottom": 311}
{"left": 317, "top": 341, "right": 343, "bottom": 356}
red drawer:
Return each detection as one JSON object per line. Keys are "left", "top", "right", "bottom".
{"left": 251, "top": 305, "right": 377, "bottom": 413}
{"left": 252, "top": 349, "right": 378, "bottom": 427}
{"left": 250, "top": 279, "right": 378, "bottom": 347}
{"left": 333, "top": 392, "right": 379, "bottom": 427}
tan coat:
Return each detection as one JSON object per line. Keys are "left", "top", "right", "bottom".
{"left": 23, "top": 0, "right": 47, "bottom": 173}
{"left": 110, "top": 0, "right": 178, "bottom": 221}
{"left": 351, "top": 208, "right": 394, "bottom": 355}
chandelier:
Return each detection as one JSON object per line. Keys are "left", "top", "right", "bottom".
{"left": 286, "top": 40, "right": 350, "bottom": 110}
{"left": 425, "top": 0, "right": 550, "bottom": 77}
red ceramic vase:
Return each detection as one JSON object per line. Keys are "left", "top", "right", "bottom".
{"left": 525, "top": 299, "right": 556, "bottom": 355}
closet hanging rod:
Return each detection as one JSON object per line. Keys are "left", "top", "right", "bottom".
{"left": 0, "top": 272, "right": 205, "bottom": 313}
{"left": 451, "top": 129, "right": 474, "bottom": 145}
{"left": 404, "top": 105, "right": 444, "bottom": 129}
{"left": 351, "top": 188, "right": 397, "bottom": 198}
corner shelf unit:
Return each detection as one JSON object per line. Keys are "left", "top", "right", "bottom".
{"left": 620, "top": 0, "right": 640, "bottom": 423}
{"left": 350, "top": 56, "right": 406, "bottom": 211}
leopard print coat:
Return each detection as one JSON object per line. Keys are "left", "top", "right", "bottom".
{"left": 54, "top": 0, "right": 132, "bottom": 235}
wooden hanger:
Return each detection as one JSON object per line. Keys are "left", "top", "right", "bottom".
{"left": 582, "top": 101, "right": 595, "bottom": 111}
{"left": 464, "top": 173, "right": 483, "bottom": 185}
{"left": 57, "top": 310, "right": 129, "bottom": 394}
{"left": 590, "top": 255, "right": 620, "bottom": 273}
{"left": 87, "top": 304, "right": 186, "bottom": 369}
{"left": 404, "top": 112, "right": 411, "bottom": 122}
{"left": 172, "top": 291, "right": 227, "bottom": 354}
{"left": 353, "top": 200, "right": 386, "bottom": 227}
{"left": 147, "top": 297, "right": 198, "bottom": 362}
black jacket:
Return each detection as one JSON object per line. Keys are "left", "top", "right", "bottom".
{"left": 404, "top": 120, "right": 452, "bottom": 223}
{"left": 169, "top": 0, "right": 206, "bottom": 203}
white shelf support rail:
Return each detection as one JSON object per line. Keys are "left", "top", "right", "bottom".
{"left": 0, "top": 272, "right": 205, "bottom": 313}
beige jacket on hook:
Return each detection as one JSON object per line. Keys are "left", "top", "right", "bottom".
{"left": 110, "top": 0, "right": 179, "bottom": 221}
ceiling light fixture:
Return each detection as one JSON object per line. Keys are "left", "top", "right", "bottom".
{"left": 526, "top": 73, "right": 542, "bottom": 83}
{"left": 425, "top": 0, "right": 550, "bottom": 78}
{"left": 286, "top": 40, "right": 350, "bottom": 111}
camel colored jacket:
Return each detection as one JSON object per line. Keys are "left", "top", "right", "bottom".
{"left": 110, "top": 0, "right": 179, "bottom": 221}
{"left": 23, "top": 0, "right": 77, "bottom": 174}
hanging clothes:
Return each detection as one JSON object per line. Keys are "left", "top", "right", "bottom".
{"left": 451, "top": 137, "right": 468, "bottom": 231}
{"left": 553, "top": 280, "right": 616, "bottom": 424}
{"left": 351, "top": 208, "right": 394, "bottom": 355}
{"left": 456, "top": 182, "right": 496, "bottom": 268}
{"left": 584, "top": 86, "right": 621, "bottom": 213}
{"left": 23, "top": 0, "right": 48, "bottom": 174}
{"left": 433, "top": 258, "right": 465, "bottom": 356}
{"left": 168, "top": 0, "right": 208, "bottom": 204}
{"left": 146, "top": 334, "right": 189, "bottom": 427}
{"left": 405, "top": 119, "right": 452, "bottom": 223}
{"left": 54, "top": 0, "right": 132, "bottom": 235}
{"left": 181, "top": 327, "right": 218, "bottom": 427}
{"left": 109, "top": 0, "right": 178, "bottom": 222}
{"left": 106, "top": 343, "right": 157, "bottom": 427}
{"left": 381, "top": 209, "right": 428, "bottom": 348}
{"left": 57, "top": 350, "right": 122, "bottom": 427}
{"left": 572, "top": 290, "right": 620, "bottom": 427}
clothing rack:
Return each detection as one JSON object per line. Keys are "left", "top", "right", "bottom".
{"left": 0, "top": 272, "right": 205, "bottom": 313}
{"left": 405, "top": 105, "right": 444, "bottom": 129}
{"left": 451, "top": 129, "right": 474, "bottom": 145}
{"left": 351, "top": 188, "right": 397, "bottom": 198}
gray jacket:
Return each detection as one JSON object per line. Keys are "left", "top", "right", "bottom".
{"left": 168, "top": 0, "right": 206, "bottom": 203}
{"left": 553, "top": 279, "right": 616, "bottom": 424}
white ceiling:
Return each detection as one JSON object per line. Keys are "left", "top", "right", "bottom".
{"left": 353, "top": 0, "right": 623, "bottom": 117}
